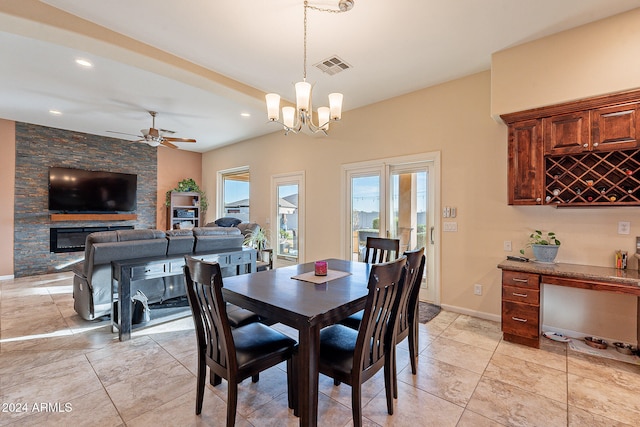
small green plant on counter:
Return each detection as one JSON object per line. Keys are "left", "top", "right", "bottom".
{"left": 520, "top": 230, "right": 561, "bottom": 255}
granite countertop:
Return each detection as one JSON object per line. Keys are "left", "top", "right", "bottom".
{"left": 498, "top": 259, "right": 640, "bottom": 287}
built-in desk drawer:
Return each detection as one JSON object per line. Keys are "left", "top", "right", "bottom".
{"left": 130, "top": 262, "right": 167, "bottom": 280}
{"left": 168, "top": 259, "right": 186, "bottom": 273}
{"left": 502, "top": 284, "right": 540, "bottom": 305}
{"left": 197, "top": 254, "right": 226, "bottom": 265}
{"left": 502, "top": 301, "right": 539, "bottom": 339}
{"left": 502, "top": 270, "right": 540, "bottom": 289}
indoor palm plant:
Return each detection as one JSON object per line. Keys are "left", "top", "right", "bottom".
{"left": 520, "top": 230, "right": 561, "bottom": 263}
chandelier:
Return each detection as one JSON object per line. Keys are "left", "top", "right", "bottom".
{"left": 266, "top": 0, "right": 354, "bottom": 135}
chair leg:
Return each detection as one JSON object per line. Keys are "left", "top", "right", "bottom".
{"left": 385, "top": 355, "right": 395, "bottom": 414}
{"left": 286, "top": 358, "right": 299, "bottom": 415}
{"left": 408, "top": 320, "right": 418, "bottom": 374}
{"left": 392, "top": 346, "right": 398, "bottom": 399}
{"left": 334, "top": 379, "right": 341, "bottom": 386}
{"left": 195, "top": 355, "right": 206, "bottom": 415}
{"left": 351, "top": 383, "right": 363, "bottom": 427}
{"left": 227, "top": 381, "right": 238, "bottom": 427}
{"left": 211, "top": 373, "right": 222, "bottom": 386}
{"left": 252, "top": 374, "right": 260, "bottom": 383}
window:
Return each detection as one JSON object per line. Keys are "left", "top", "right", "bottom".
{"left": 219, "top": 167, "right": 250, "bottom": 222}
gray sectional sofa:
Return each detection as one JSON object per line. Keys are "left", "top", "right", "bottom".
{"left": 72, "top": 226, "right": 245, "bottom": 320}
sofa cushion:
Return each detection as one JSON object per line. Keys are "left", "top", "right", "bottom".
{"left": 192, "top": 226, "right": 243, "bottom": 252}
{"left": 214, "top": 217, "right": 242, "bottom": 227}
{"left": 166, "top": 229, "right": 195, "bottom": 255}
{"left": 117, "top": 229, "right": 166, "bottom": 242}
{"left": 236, "top": 222, "right": 260, "bottom": 238}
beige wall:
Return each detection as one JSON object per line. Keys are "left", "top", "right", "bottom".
{"left": 491, "top": 8, "right": 640, "bottom": 118}
{"left": 157, "top": 148, "right": 202, "bottom": 230}
{"left": 203, "top": 70, "right": 638, "bottom": 343}
{"left": 0, "top": 119, "right": 15, "bottom": 278}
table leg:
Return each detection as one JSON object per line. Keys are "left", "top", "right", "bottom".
{"left": 118, "top": 267, "right": 131, "bottom": 341}
{"left": 298, "top": 323, "right": 320, "bottom": 427}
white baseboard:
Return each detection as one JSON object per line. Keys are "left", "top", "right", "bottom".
{"left": 440, "top": 304, "right": 501, "bottom": 323}
{"left": 0, "top": 274, "right": 15, "bottom": 281}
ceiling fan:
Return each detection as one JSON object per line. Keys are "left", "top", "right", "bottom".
{"left": 107, "top": 111, "right": 196, "bottom": 149}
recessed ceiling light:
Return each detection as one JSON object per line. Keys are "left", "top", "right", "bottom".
{"left": 240, "top": 113, "right": 251, "bottom": 117}
{"left": 75, "top": 58, "right": 93, "bottom": 68}
{"left": 49, "top": 110, "right": 62, "bottom": 116}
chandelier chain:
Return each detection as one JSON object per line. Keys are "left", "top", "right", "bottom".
{"left": 303, "top": 1, "right": 350, "bottom": 80}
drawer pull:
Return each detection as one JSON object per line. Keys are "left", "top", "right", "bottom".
{"left": 511, "top": 317, "right": 528, "bottom": 323}
{"left": 512, "top": 292, "right": 528, "bottom": 298}
{"left": 512, "top": 278, "right": 528, "bottom": 283}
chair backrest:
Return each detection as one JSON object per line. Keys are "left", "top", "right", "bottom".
{"left": 364, "top": 237, "right": 400, "bottom": 263}
{"left": 354, "top": 256, "right": 407, "bottom": 378}
{"left": 396, "top": 247, "right": 426, "bottom": 337}
{"left": 183, "top": 256, "right": 237, "bottom": 374}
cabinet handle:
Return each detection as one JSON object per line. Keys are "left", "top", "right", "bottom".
{"left": 512, "top": 292, "right": 528, "bottom": 298}
{"left": 511, "top": 317, "right": 528, "bottom": 323}
{"left": 536, "top": 197, "right": 541, "bottom": 203}
{"left": 512, "top": 278, "right": 528, "bottom": 283}
{"left": 593, "top": 142, "right": 599, "bottom": 147}
{"left": 583, "top": 143, "right": 588, "bottom": 148}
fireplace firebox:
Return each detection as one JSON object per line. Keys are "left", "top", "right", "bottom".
{"left": 50, "top": 226, "right": 134, "bottom": 253}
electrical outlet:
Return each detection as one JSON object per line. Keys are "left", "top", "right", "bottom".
{"left": 618, "top": 221, "right": 630, "bottom": 235}
{"left": 474, "top": 284, "right": 482, "bottom": 296}
{"left": 503, "top": 240, "right": 512, "bottom": 252}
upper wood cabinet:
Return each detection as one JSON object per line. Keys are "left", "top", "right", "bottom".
{"left": 543, "top": 111, "right": 590, "bottom": 155}
{"left": 591, "top": 103, "right": 638, "bottom": 151}
{"left": 501, "top": 89, "right": 640, "bottom": 206}
{"left": 508, "top": 119, "right": 544, "bottom": 205}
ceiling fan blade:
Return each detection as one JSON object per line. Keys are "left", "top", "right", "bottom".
{"left": 163, "top": 137, "right": 196, "bottom": 143}
{"left": 106, "top": 130, "right": 143, "bottom": 138}
{"left": 159, "top": 128, "right": 176, "bottom": 134}
{"left": 160, "top": 140, "right": 178, "bottom": 149}
{"left": 149, "top": 128, "right": 160, "bottom": 138}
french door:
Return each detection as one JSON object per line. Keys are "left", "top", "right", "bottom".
{"left": 343, "top": 153, "right": 440, "bottom": 304}
{"left": 272, "top": 172, "right": 305, "bottom": 265}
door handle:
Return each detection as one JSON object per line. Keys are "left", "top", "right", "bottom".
{"left": 430, "top": 226, "right": 435, "bottom": 244}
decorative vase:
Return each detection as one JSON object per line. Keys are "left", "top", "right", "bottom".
{"left": 532, "top": 244, "right": 559, "bottom": 263}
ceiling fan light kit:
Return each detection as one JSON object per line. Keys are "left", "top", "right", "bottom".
{"left": 266, "top": 0, "right": 353, "bottom": 135}
{"left": 107, "top": 111, "right": 196, "bottom": 149}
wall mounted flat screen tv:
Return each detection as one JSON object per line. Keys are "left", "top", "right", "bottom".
{"left": 48, "top": 167, "right": 137, "bottom": 212}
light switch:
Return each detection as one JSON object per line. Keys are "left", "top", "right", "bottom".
{"left": 618, "top": 221, "right": 630, "bottom": 235}
{"left": 443, "top": 221, "right": 458, "bottom": 232}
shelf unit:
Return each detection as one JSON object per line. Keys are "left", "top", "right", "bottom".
{"left": 166, "top": 191, "right": 201, "bottom": 230}
{"left": 545, "top": 149, "right": 640, "bottom": 206}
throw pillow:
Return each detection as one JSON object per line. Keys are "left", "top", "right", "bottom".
{"left": 214, "top": 217, "right": 242, "bottom": 227}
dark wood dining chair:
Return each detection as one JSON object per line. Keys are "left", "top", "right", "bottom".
{"left": 391, "top": 247, "right": 425, "bottom": 397}
{"left": 183, "top": 256, "right": 298, "bottom": 426}
{"left": 340, "top": 248, "right": 425, "bottom": 399}
{"left": 363, "top": 236, "right": 400, "bottom": 263}
{"left": 317, "top": 256, "right": 407, "bottom": 427}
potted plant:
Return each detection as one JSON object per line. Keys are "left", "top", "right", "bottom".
{"left": 520, "top": 230, "right": 561, "bottom": 263}
{"left": 165, "top": 178, "right": 208, "bottom": 216}
{"left": 244, "top": 227, "right": 270, "bottom": 254}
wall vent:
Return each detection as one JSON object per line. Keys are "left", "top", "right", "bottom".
{"left": 314, "top": 56, "right": 351, "bottom": 75}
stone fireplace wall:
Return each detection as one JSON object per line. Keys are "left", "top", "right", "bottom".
{"left": 14, "top": 122, "right": 157, "bottom": 277}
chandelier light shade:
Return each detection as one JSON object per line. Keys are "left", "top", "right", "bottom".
{"left": 266, "top": 0, "right": 353, "bottom": 135}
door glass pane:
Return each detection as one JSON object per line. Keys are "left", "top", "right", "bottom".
{"left": 389, "top": 170, "right": 428, "bottom": 253}
{"left": 350, "top": 175, "right": 381, "bottom": 261}
{"left": 222, "top": 170, "right": 250, "bottom": 222}
{"left": 277, "top": 184, "right": 298, "bottom": 260}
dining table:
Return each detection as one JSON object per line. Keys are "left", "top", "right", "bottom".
{"left": 221, "top": 258, "right": 372, "bottom": 427}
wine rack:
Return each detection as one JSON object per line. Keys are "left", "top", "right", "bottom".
{"left": 545, "top": 149, "right": 640, "bottom": 206}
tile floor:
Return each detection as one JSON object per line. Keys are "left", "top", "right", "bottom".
{"left": 1, "top": 272, "right": 639, "bottom": 426}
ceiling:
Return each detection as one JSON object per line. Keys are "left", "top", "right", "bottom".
{"left": 1, "top": 0, "right": 639, "bottom": 153}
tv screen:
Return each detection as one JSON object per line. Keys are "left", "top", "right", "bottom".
{"left": 48, "top": 167, "right": 137, "bottom": 212}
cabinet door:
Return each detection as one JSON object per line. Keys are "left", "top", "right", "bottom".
{"left": 508, "top": 119, "right": 544, "bottom": 205}
{"left": 592, "top": 103, "right": 639, "bottom": 152}
{"left": 543, "top": 111, "right": 590, "bottom": 155}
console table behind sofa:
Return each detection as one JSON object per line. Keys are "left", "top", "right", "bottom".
{"left": 498, "top": 260, "right": 640, "bottom": 349}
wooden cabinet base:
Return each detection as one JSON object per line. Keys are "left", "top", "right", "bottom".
{"left": 503, "top": 332, "right": 540, "bottom": 348}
